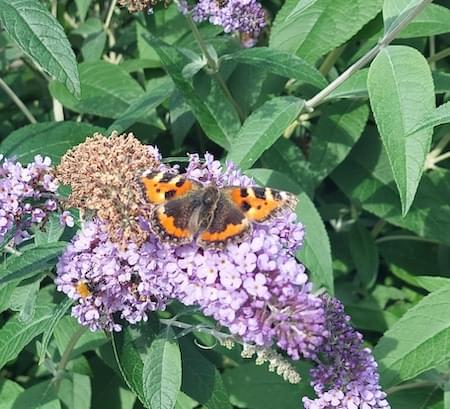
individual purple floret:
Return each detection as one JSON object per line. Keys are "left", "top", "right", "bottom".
{"left": 302, "top": 296, "right": 391, "bottom": 409}
{"left": 0, "top": 154, "right": 60, "bottom": 245}
{"left": 192, "top": 0, "right": 266, "bottom": 36}
{"left": 56, "top": 152, "right": 328, "bottom": 360}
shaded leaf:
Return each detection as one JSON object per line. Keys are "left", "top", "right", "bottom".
{"left": 223, "top": 362, "right": 312, "bottom": 409}
{"left": 332, "top": 128, "right": 450, "bottom": 247}
{"left": 145, "top": 34, "right": 239, "bottom": 149}
{"left": 0, "top": 0, "right": 80, "bottom": 96}
{"left": 180, "top": 340, "right": 231, "bottom": 409}
{"left": 107, "top": 77, "right": 174, "bottom": 134}
{"left": 349, "top": 222, "right": 379, "bottom": 288}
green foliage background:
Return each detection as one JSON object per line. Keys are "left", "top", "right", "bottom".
{"left": 1, "top": 0, "right": 450, "bottom": 408}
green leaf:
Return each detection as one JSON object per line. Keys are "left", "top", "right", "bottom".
{"left": 12, "top": 381, "right": 61, "bottom": 409}
{"left": 407, "top": 101, "right": 450, "bottom": 135}
{"left": 375, "top": 287, "right": 450, "bottom": 388}
{"left": 412, "top": 276, "right": 450, "bottom": 293}
{"left": 221, "top": 47, "right": 327, "bottom": 88}
{"left": 227, "top": 97, "right": 304, "bottom": 170}
{"left": 349, "top": 222, "right": 379, "bottom": 288}
{"left": 34, "top": 214, "right": 66, "bottom": 246}
{"left": 0, "top": 301, "right": 54, "bottom": 370}
{"left": 54, "top": 317, "right": 107, "bottom": 359}
{"left": 0, "top": 282, "right": 17, "bottom": 314}
{"left": 143, "top": 329, "right": 182, "bottom": 409}
{"left": 223, "top": 362, "right": 313, "bottom": 409}
{"left": 308, "top": 100, "right": 369, "bottom": 187}
{"left": 270, "top": 0, "right": 383, "bottom": 62}
{"left": 180, "top": 340, "right": 231, "bottom": 409}
{"left": 59, "top": 373, "right": 92, "bottom": 409}
{"left": 49, "top": 61, "right": 144, "bottom": 118}
{"left": 81, "top": 30, "right": 106, "bottom": 62}
{"left": 247, "top": 168, "right": 333, "bottom": 293}
{"left": 144, "top": 34, "right": 239, "bottom": 149}
{"left": 383, "top": 0, "right": 450, "bottom": 38}
{"left": 327, "top": 69, "right": 369, "bottom": 100}
{"left": 332, "top": 128, "right": 450, "bottom": 247}
{"left": 0, "top": 0, "right": 80, "bottom": 96}
{"left": 0, "top": 379, "right": 24, "bottom": 409}
{"left": 368, "top": 45, "right": 435, "bottom": 215}
{"left": 0, "top": 122, "right": 103, "bottom": 164}
{"left": 13, "top": 280, "right": 41, "bottom": 322}
{"left": 389, "top": 386, "right": 442, "bottom": 409}
{"left": 107, "top": 77, "right": 174, "bottom": 134}
{"left": 0, "top": 242, "right": 67, "bottom": 287}
{"left": 112, "top": 324, "right": 158, "bottom": 407}
{"left": 38, "top": 298, "right": 73, "bottom": 365}
{"left": 75, "top": 0, "right": 92, "bottom": 21}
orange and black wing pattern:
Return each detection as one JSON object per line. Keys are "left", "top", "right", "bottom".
{"left": 140, "top": 171, "right": 201, "bottom": 205}
{"left": 198, "top": 192, "right": 251, "bottom": 249}
{"left": 223, "top": 186, "right": 297, "bottom": 223}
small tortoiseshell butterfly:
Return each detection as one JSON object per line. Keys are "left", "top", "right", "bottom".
{"left": 140, "top": 171, "right": 298, "bottom": 249}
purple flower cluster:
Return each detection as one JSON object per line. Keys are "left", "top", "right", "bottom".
{"left": 302, "top": 296, "right": 390, "bottom": 409}
{"left": 56, "top": 153, "right": 328, "bottom": 360}
{"left": 191, "top": 0, "right": 266, "bottom": 36}
{"left": 56, "top": 221, "right": 168, "bottom": 331}
{"left": 0, "top": 154, "right": 68, "bottom": 245}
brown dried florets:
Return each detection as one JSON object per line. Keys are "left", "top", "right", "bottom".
{"left": 118, "top": 0, "right": 163, "bottom": 12}
{"left": 56, "top": 132, "right": 159, "bottom": 247}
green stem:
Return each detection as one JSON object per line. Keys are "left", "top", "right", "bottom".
{"left": 159, "top": 318, "right": 235, "bottom": 342}
{"left": 184, "top": 13, "right": 245, "bottom": 122}
{"left": 376, "top": 235, "right": 440, "bottom": 245}
{"left": 104, "top": 0, "right": 118, "bottom": 30}
{"left": 371, "top": 219, "right": 387, "bottom": 238}
{"left": 386, "top": 381, "right": 435, "bottom": 395}
{"left": 54, "top": 326, "right": 87, "bottom": 390}
{"left": 319, "top": 45, "right": 346, "bottom": 76}
{"left": 427, "top": 47, "right": 450, "bottom": 64}
{"left": 0, "top": 78, "right": 37, "bottom": 123}
{"left": 304, "top": 0, "right": 433, "bottom": 111}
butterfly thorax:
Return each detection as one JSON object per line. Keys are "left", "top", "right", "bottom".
{"left": 189, "top": 185, "right": 220, "bottom": 232}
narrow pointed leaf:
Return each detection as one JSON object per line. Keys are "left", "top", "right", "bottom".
{"left": 221, "top": 47, "right": 327, "bottom": 88}
{"left": 227, "top": 97, "right": 304, "bottom": 170}
{"left": 368, "top": 45, "right": 435, "bottom": 215}
{"left": 407, "top": 101, "right": 450, "bottom": 135}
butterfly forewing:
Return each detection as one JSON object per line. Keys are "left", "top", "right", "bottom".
{"left": 224, "top": 186, "right": 298, "bottom": 223}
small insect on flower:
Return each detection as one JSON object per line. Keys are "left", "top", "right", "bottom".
{"left": 140, "top": 171, "right": 298, "bottom": 249}
{"left": 75, "top": 281, "right": 93, "bottom": 299}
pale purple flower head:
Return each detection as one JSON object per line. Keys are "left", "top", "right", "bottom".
{"left": 302, "top": 296, "right": 391, "bottom": 409}
{"left": 0, "top": 154, "right": 60, "bottom": 245}
{"left": 192, "top": 0, "right": 265, "bottom": 37}
{"left": 56, "top": 152, "right": 328, "bottom": 359}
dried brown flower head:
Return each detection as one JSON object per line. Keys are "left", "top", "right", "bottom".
{"left": 56, "top": 132, "right": 159, "bottom": 247}
{"left": 118, "top": 0, "right": 165, "bottom": 12}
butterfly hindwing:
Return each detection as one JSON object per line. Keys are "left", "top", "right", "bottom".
{"left": 141, "top": 171, "right": 200, "bottom": 205}
{"left": 224, "top": 186, "right": 297, "bottom": 223}
{"left": 150, "top": 195, "right": 200, "bottom": 245}
{"left": 198, "top": 192, "right": 251, "bottom": 249}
